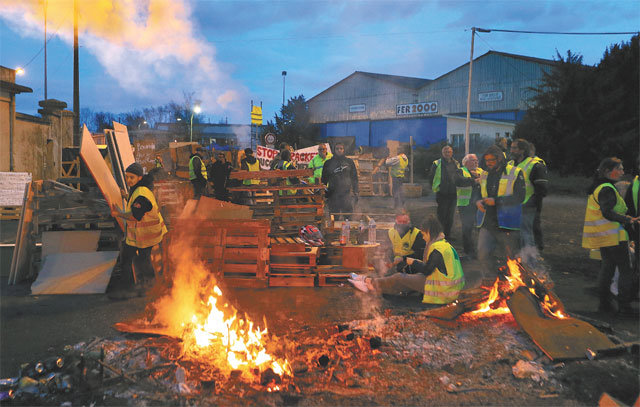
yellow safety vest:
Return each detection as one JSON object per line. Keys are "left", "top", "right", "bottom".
{"left": 277, "top": 161, "right": 296, "bottom": 195}
{"left": 477, "top": 164, "right": 523, "bottom": 230}
{"left": 422, "top": 240, "right": 465, "bottom": 304}
{"left": 508, "top": 156, "right": 545, "bottom": 204}
{"left": 456, "top": 167, "right": 484, "bottom": 207}
{"left": 388, "top": 227, "right": 421, "bottom": 258}
{"left": 432, "top": 158, "right": 459, "bottom": 192}
{"left": 189, "top": 156, "right": 207, "bottom": 181}
{"left": 582, "top": 183, "right": 628, "bottom": 249}
{"left": 125, "top": 186, "right": 168, "bottom": 248}
{"left": 243, "top": 160, "right": 261, "bottom": 185}
{"left": 308, "top": 153, "right": 332, "bottom": 183}
{"left": 390, "top": 155, "right": 408, "bottom": 178}
{"left": 632, "top": 176, "right": 639, "bottom": 213}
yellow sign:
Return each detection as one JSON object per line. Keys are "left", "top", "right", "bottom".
{"left": 251, "top": 105, "right": 262, "bottom": 125}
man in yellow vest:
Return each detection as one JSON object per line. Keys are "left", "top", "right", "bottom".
{"left": 456, "top": 154, "right": 483, "bottom": 259}
{"left": 384, "top": 149, "right": 409, "bottom": 209}
{"left": 348, "top": 216, "right": 465, "bottom": 305}
{"left": 476, "top": 145, "right": 526, "bottom": 278}
{"left": 583, "top": 157, "right": 639, "bottom": 314}
{"left": 624, "top": 155, "right": 640, "bottom": 277}
{"left": 509, "top": 139, "right": 548, "bottom": 263}
{"left": 307, "top": 144, "right": 332, "bottom": 184}
{"left": 110, "top": 163, "right": 168, "bottom": 298}
{"left": 240, "top": 148, "right": 260, "bottom": 204}
{"left": 386, "top": 212, "right": 426, "bottom": 273}
{"left": 189, "top": 147, "right": 208, "bottom": 199}
{"left": 429, "top": 145, "right": 461, "bottom": 240}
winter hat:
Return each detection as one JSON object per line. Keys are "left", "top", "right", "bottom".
{"left": 125, "top": 163, "right": 144, "bottom": 176}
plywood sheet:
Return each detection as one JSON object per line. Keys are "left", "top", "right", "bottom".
{"left": 41, "top": 231, "right": 101, "bottom": 259}
{"left": 194, "top": 196, "right": 253, "bottom": 219}
{"left": 31, "top": 251, "right": 118, "bottom": 294}
{"left": 112, "top": 122, "right": 135, "bottom": 170}
{"left": 507, "top": 287, "right": 615, "bottom": 361}
{"left": 79, "top": 125, "right": 124, "bottom": 230}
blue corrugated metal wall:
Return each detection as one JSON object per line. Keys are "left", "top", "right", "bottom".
{"left": 471, "top": 111, "right": 525, "bottom": 122}
{"left": 320, "top": 117, "right": 446, "bottom": 148}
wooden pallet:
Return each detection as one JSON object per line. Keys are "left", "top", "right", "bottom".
{"left": 268, "top": 273, "right": 316, "bottom": 287}
{"left": 169, "top": 219, "right": 270, "bottom": 288}
{"left": 0, "top": 206, "right": 21, "bottom": 220}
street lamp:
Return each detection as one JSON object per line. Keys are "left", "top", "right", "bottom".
{"left": 282, "top": 71, "right": 287, "bottom": 106}
{"left": 190, "top": 103, "right": 201, "bottom": 142}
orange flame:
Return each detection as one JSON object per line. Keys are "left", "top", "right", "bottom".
{"left": 147, "top": 231, "right": 290, "bottom": 382}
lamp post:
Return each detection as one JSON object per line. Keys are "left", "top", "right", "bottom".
{"left": 282, "top": 71, "right": 287, "bottom": 106}
{"left": 190, "top": 104, "right": 201, "bottom": 142}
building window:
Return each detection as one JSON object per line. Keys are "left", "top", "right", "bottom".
{"left": 451, "top": 134, "right": 464, "bottom": 149}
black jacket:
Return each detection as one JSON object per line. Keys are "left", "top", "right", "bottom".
{"left": 128, "top": 175, "right": 154, "bottom": 221}
{"left": 321, "top": 155, "right": 359, "bottom": 197}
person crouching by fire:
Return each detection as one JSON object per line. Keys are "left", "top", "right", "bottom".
{"left": 110, "top": 163, "right": 168, "bottom": 299}
{"left": 348, "top": 216, "right": 465, "bottom": 305}
{"left": 386, "top": 211, "right": 426, "bottom": 274}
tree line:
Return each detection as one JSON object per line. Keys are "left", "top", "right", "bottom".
{"left": 515, "top": 35, "right": 639, "bottom": 176}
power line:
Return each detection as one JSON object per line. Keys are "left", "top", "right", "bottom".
{"left": 474, "top": 28, "right": 638, "bottom": 36}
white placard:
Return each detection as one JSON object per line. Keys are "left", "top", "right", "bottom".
{"left": 349, "top": 104, "right": 366, "bottom": 113}
{"left": 0, "top": 172, "right": 32, "bottom": 206}
{"left": 479, "top": 91, "right": 503, "bottom": 102}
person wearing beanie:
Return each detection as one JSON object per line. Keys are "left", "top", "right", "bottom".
{"left": 110, "top": 163, "right": 167, "bottom": 298}
{"left": 475, "top": 145, "right": 525, "bottom": 278}
{"left": 386, "top": 211, "right": 426, "bottom": 274}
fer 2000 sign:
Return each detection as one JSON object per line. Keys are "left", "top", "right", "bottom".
{"left": 396, "top": 102, "right": 438, "bottom": 116}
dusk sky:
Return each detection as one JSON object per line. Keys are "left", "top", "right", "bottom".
{"left": 1, "top": 0, "right": 638, "bottom": 126}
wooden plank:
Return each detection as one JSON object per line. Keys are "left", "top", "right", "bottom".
{"left": 268, "top": 274, "right": 315, "bottom": 287}
{"left": 507, "top": 287, "right": 616, "bottom": 361}
{"left": 112, "top": 122, "right": 135, "bottom": 170}
{"left": 222, "top": 278, "right": 268, "bottom": 288}
{"left": 318, "top": 273, "right": 350, "bottom": 286}
{"left": 223, "top": 263, "right": 258, "bottom": 274}
{"left": 0, "top": 206, "right": 21, "bottom": 220}
{"left": 229, "top": 168, "right": 314, "bottom": 180}
{"left": 229, "top": 184, "right": 325, "bottom": 192}
{"left": 9, "top": 182, "right": 32, "bottom": 284}
{"left": 271, "top": 243, "right": 305, "bottom": 253}
{"left": 79, "top": 126, "right": 124, "bottom": 230}
{"left": 224, "top": 247, "right": 259, "bottom": 261}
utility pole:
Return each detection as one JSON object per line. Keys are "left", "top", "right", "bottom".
{"left": 44, "top": 0, "right": 47, "bottom": 100}
{"left": 73, "top": 0, "right": 80, "bottom": 146}
{"left": 464, "top": 27, "right": 490, "bottom": 156}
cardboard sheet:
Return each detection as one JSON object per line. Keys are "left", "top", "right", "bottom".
{"left": 79, "top": 125, "right": 124, "bottom": 230}
{"left": 41, "top": 231, "right": 101, "bottom": 259}
{"left": 31, "top": 251, "right": 119, "bottom": 294}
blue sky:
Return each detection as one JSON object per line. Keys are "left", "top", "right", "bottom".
{"left": 0, "top": 0, "right": 638, "bottom": 126}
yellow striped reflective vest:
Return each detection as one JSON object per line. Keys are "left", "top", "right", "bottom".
{"left": 477, "top": 164, "right": 523, "bottom": 230}
{"left": 390, "top": 155, "right": 408, "bottom": 178}
{"left": 189, "top": 156, "right": 207, "bottom": 181}
{"left": 243, "top": 160, "right": 261, "bottom": 185}
{"left": 125, "top": 186, "right": 168, "bottom": 248}
{"left": 422, "top": 240, "right": 465, "bottom": 304}
{"left": 508, "top": 156, "right": 545, "bottom": 204}
{"left": 456, "top": 167, "right": 484, "bottom": 207}
{"left": 632, "top": 176, "right": 639, "bottom": 213}
{"left": 388, "top": 227, "right": 421, "bottom": 258}
{"left": 582, "top": 183, "right": 628, "bottom": 249}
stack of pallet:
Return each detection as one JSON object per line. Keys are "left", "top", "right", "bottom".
{"left": 348, "top": 155, "right": 389, "bottom": 196}
{"left": 269, "top": 242, "right": 318, "bottom": 287}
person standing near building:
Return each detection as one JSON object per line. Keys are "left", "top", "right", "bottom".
{"left": 379, "top": 149, "right": 409, "bottom": 209}
{"left": 308, "top": 144, "right": 332, "bottom": 184}
{"left": 583, "top": 157, "right": 638, "bottom": 315}
{"left": 110, "top": 163, "right": 167, "bottom": 298}
{"left": 475, "top": 145, "right": 526, "bottom": 277}
{"left": 189, "top": 147, "right": 208, "bottom": 199}
{"left": 457, "top": 154, "right": 483, "bottom": 259}
{"left": 239, "top": 148, "right": 260, "bottom": 203}
{"left": 509, "top": 139, "right": 548, "bottom": 262}
{"left": 624, "top": 155, "right": 640, "bottom": 277}
{"left": 273, "top": 149, "right": 298, "bottom": 195}
{"left": 322, "top": 142, "right": 359, "bottom": 218}
{"left": 527, "top": 142, "right": 548, "bottom": 252}
{"left": 209, "top": 151, "right": 233, "bottom": 201}
{"left": 429, "top": 145, "right": 461, "bottom": 240}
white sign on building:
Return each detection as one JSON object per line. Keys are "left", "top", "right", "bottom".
{"left": 349, "top": 104, "right": 366, "bottom": 113}
{"left": 396, "top": 102, "right": 438, "bottom": 116}
{"left": 478, "top": 91, "right": 503, "bottom": 102}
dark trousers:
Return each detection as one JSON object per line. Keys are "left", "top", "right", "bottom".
{"left": 599, "top": 242, "right": 633, "bottom": 306}
{"left": 458, "top": 204, "right": 477, "bottom": 256}
{"left": 328, "top": 193, "right": 353, "bottom": 219}
{"left": 191, "top": 178, "right": 207, "bottom": 199}
{"left": 392, "top": 176, "right": 405, "bottom": 209}
{"left": 436, "top": 192, "right": 457, "bottom": 240}
{"left": 533, "top": 201, "right": 544, "bottom": 251}
{"left": 120, "top": 244, "right": 154, "bottom": 287}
